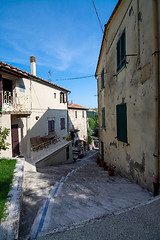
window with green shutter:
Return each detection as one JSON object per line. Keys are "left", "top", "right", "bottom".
{"left": 116, "top": 103, "right": 127, "bottom": 143}
{"left": 101, "top": 68, "right": 104, "bottom": 89}
{"left": 117, "top": 30, "right": 126, "bottom": 72}
{"left": 102, "top": 107, "right": 105, "bottom": 128}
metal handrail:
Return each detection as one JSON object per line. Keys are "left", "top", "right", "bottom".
{"left": 2, "top": 90, "right": 31, "bottom": 112}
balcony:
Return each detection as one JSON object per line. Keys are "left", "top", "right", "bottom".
{"left": 1, "top": 91, "right": 31, "bottom": 114}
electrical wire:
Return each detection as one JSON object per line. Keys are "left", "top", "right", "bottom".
{"left": 54, "top": 72, "right": 107, "bottom": 81}
{"left": 92, "top": 0, "right": 104, "bottom": 33}
{"left": 55, "top": 74, "right": 95, "bottom": 81}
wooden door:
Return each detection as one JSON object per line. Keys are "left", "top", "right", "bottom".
{"left": 11, "top": 124, "right": 20, "bottom": 157}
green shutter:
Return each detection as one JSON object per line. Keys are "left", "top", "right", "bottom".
{"left": 101, "top": 68, "right": 104, "bottom": 89}
{"left": 102, "top": 107, "right": 105, "bottom": 128}
{"left": 117, "top": 29, "right": 126, "bottom": 72}
{"left": 116, "top": 103, "right": 127, "bottom": 143}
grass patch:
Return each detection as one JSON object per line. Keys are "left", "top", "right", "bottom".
{"left": 0, "top": 158, "right": 17, "bottom": 222}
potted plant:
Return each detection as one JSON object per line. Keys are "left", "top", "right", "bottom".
{"left": 108, "top": 164, "right": 116, "bottom": 176}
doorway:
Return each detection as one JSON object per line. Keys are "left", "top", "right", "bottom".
{"left": 11, "top": 124, "right": 20, "bottom": 157}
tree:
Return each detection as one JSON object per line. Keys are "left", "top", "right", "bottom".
{"left": 88, "top": 118, "right": 95, "bottom": 130}
{"left": 0, "top": 127, "right": 10, "bottom": 151}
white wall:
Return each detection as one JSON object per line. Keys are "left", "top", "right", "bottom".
{"left": 68, "top": 109, "right": 88, "bottom": 140}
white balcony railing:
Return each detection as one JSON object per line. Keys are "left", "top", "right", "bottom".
{"left": 2, "top": 91, "right": 31, "bottom": 112}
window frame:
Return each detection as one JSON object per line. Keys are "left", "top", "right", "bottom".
{"left": 60, "top": 117, "right": 65, "bottom": 130}
{"left": 117, "top": 29, "right": 126, "bottom": 72}
{"left": 48, "top": 120, "right": 55, "bottom": 134}
{"left": 82, "top": 110, "right": 84, "bottom": 118}
{"left": 75, "top": 111, "right": 77, "bottom": 118}
{"left": 60, "top": 92, "right": 67, "bottom": 103}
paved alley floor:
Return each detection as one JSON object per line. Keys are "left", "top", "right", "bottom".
{"left": 19, "top": 150, "right": 153, "bottom": 240}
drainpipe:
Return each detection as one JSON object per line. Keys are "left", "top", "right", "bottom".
{"left": 152, "top": 0, "right": 159, "bottom": 196}
{"left": 136, "top": 0, "right": 141, "bottom": 69}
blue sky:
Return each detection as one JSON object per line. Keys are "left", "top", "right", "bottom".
{"left": 0, "top": 0, "right": 118, "bottom": 108}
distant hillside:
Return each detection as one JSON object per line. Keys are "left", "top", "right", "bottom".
{"left": 87, "top": 108, "right": 98, "bottom": 118}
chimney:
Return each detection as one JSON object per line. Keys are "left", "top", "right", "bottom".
{"left": 30, "top": 56, "right": 36, "bottom": 76}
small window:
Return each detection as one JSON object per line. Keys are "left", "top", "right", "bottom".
{"left": 82, "top": 111, "right": 84, "bottom": 118}
{"left": 48, "top": 120, "right": 55, "bottom": 134}
{"left": 60, "top": 118, "right": 65, "bottom": 130}
{"left": 102, "top": 107, "right": 105, "bottom": 128}
{"left": 60, "top": 92, "right": 67, "bottom": 103}
{"left": 101, "top": 68, "right": 104, "bottom": 89}
{"left": 117, "top": 30, "right": 126, "bottom": 72}
{"left": 116, "top": 103, "right": 127, "bottom": 143}
{"left": 54, "top": 93, "right": 56, "bottom": 99}
{"left": 75, "top": 111, "right": 77, "bottom": 118}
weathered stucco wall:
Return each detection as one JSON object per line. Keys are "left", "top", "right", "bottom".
{"left": 97, "top": 0, "right": 158, "bottom": 192}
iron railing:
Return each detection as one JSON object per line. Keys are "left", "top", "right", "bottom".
{"left": 2, "top": 91, "right": 31, "bottom": 112}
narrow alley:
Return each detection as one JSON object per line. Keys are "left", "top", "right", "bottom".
{"left": 19, "top": 150, "right": 154, "bottom": 240}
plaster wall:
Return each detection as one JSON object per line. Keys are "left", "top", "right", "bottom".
{"left": 29, "top": 109, "right": 68, "bottom": 139}
{"left": 68, "top": 109, "right": 88, "bottom": 140}
{"left": 0, "top": 71, "right": 69, "bottom": 158}
{"left": 35, "top": 141, "right": 73, "bottom": 168}
{"left": 97, "top": 0, "right": 157, "bottom": 191}
{"left": 31, "top": 80, "right": 67, "bottom": 110}
{"left": 29, "top": 80, "right": 68, "bottom": 139}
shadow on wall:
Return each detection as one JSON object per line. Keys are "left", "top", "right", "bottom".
{"left": 67, "top": 112, "right": 80, "bottom": 140}
{"left": 18, "top": 109, "right": 68, "bottom": 156}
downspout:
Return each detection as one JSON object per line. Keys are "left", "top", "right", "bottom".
{"left": 152, "top": 0, "right": 159, "bottom": 196}
{"left": 136, "top": 0, "right": 141, "bottom": 69}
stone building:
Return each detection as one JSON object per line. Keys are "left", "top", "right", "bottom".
{"left": 68, "top": 102, "right": 88, "bottom": 141}
{"left": 96, "top": 0, "right": 160, "bottom": 194}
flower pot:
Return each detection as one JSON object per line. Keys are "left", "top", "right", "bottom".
{"left": 108, "top": 170, "right": 115, "bottom": 176}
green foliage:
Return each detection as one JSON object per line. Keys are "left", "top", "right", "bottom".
{"left": 0, "top": 127, "right": 10, "bottom": 151}
{"left": 88, "top": 127, "right": 93, "bottom": 136}
{"left": 0, "top": 158, "right": 17, "bottom": 222}
{"left": 88, "top": 135, "right": 92, "bottom": 145}
{"left": 88, "top": 111, "right": 98, "bottom": 144}
{"left": 88, "top": 114, "right": 98, "bottom": 130}
{"left": 88, "top": 118, "right": 95, "bottom": 130}
{"left": 87, "top": 111, "right": 96, "bottom": 118}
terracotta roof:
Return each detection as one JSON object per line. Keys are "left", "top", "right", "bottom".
{"left": 95, "top": 0, "right": 123, "bottom": 76}
{"left": 68, "top": 103, "right": 88, "bottom": 110}
{"left": 0, "top": 60, "right": 70, "bottom": 93}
